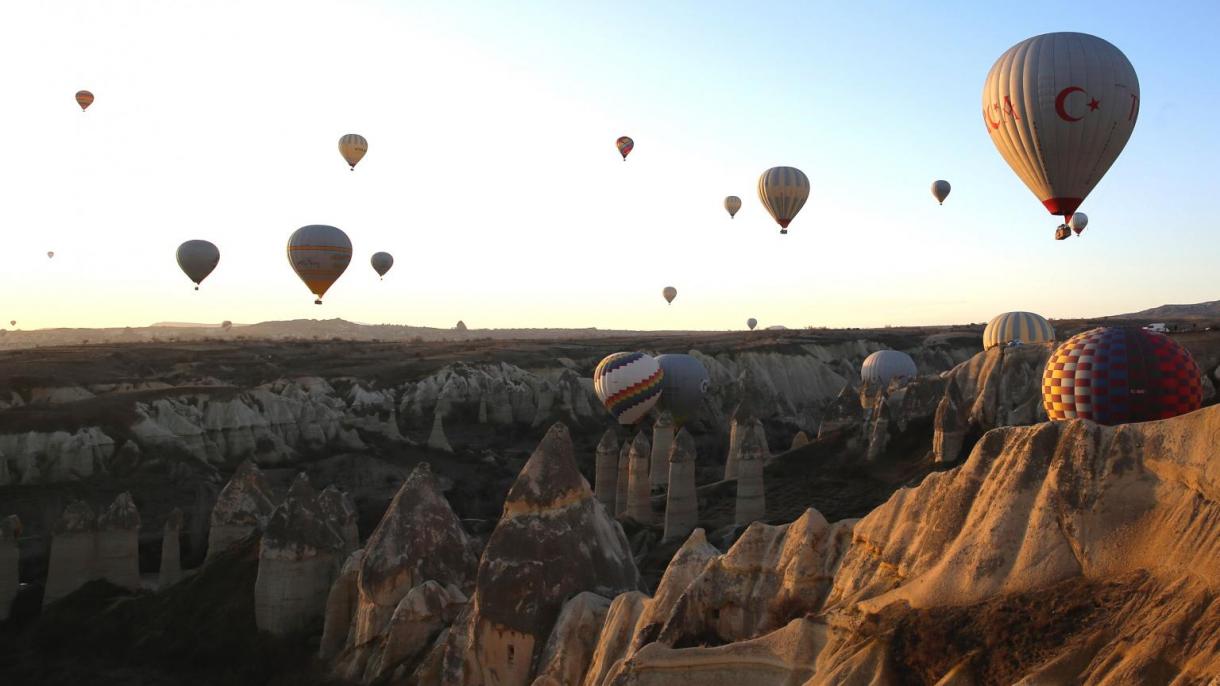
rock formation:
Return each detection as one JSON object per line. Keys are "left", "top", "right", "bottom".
{"left": 789, "top": 430, "right": 810, "bottom": 450}
{"left": 816, "top": 383, "right": 862, "bottom": 440}
{"left": 662, "top": 429, "right": 697, "bottom": 542}
{"left": 317, "top": 485, "right": 360, "bottom": 554}
{"left": 724, "top": 417, "right": 768, "bottom": 480}
{"left": 593, "top": 429, "right": 619, "bottom": 513}
{"left": 159, "top": 508, "right": 183, "bottom": 588}
{"left": 583, "top": 592, "right": 650, "bottom": 686}
{"left": 427, "top": 408, "right": 453, "bottom": 453}
{"left": 328, "top": 462, "right": 479, "bottom": 682}
{"left": 734, "top": 428, "right": 766, "bottom": 526}
{"left": 207, "top": 460, "right": 277, "bottom": 560}
{"left": 625, "top": 431, "right": 653, "bottom": 524}
{"left": 614, "top": 438, "right": 631, "bottom": 517}
{"left": 647, "top": 413, "right": 673, "bottom": 489}
{"left": 95, "top": 492, "right": 141, "bottom": 591}
{"left": 1, "top": 515, "right": 19, "bottom": 621}
{"left": 435, "top": 423, "right": 638, "bottom": 686}
{"left": 254, "top": 473, "right": 347, "bottom": 636}
{"left": 43, "top": 500, "right": 97, "bottom": 605}
{"left": 530, "top": 592, "right": 612, "bottom": 686}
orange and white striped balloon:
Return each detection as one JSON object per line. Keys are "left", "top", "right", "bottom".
{"left": 982, "top": 33, "right": 1139, "bottom": 228}
{"left": 757, "top": 166, "right": 809, "bottom": 235}
{"left": 287, "top": 225, "right": 352, "bottom": 304}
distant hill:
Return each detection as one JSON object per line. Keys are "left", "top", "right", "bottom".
{"left": 1110, "top": 300, "right": 1220, "bottom": 321}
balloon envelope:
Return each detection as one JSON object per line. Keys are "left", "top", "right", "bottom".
{"left": 747, "top": 318, "right": 757, "bottom": 330}
{"left": 655, "top": 354, "right": 710, "bottom": 424}
{"left": 757, "top": 166, "right": 809, "bottom": 234}
{"left": 176, "top": 240, "right": 220, "bottom": 288}
{"left": 75, "top": 90, "right": 94, "bottom": 111}
{"left": 724, "top": 195, "right": 742, "bottom": 218}
{"left": 594, "top": 352, "right": 663, "bottom": 425}
{"left": 287, "top": 225, "right": 353, "bottom": 303}
{"left": 370, "top": 252, "right": 394, "bottom": 277}
{"left": 982, "top": 33, "right": 1139, "bottom": 226}
{"left": 1069, "top": 212, "right": 1089, "bottom": 236}
{"left": 931, "top": 180, "right": 951, "bottom": 205}
{"left": 616, "top": 136, "right": 634, "bottom": 160}
{"left": 338, "top": 134, "right": 368, "bottom": 169}
{"left": 46, "top": 251, "right": 54, "bottom": 259}
{"left": 861, "top": 350, "right": 918, "bottom": 387}
{"left": 662, "top": 286, "right": 677, "bottom": 304}
{"left": 983, "top": 312, "right": 1054, "bottom": 350}
{"left": 1044, "top": 327, "right": 1201, "bottom": 425}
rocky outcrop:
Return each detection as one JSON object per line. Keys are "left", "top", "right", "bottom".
{"left": 931, "top": 343, "right": 1052, "bottom": 463}
{"left": 159, "top": 508, "right": 183, "bottom": 588}
{"left": 43, "top": 500, "right": 97, "bottom": 605}
{"left": 625, "top": 432, "right": 652, "bottom": 524}
{"left": 397, "top": 363, "right": 600, "bottom": 430}
{"left": 734, "top": 429, "right": 766, "bottom": 526}
{"left": 648, "top": 413, "right": 673, "bottom": 489}
{"left": 96, "top": 492, "right": 141, "bottom": 591}
{"left": 584, "top": 592, "right": 650, "bottom": 686}
{"left": 254, "top": 474, "right": 347, "bottom": 636}
{"left": 615, "top": 439, "right": 631, "bottom": 517}
{"left": 207, "top": 460, "right": 277, "bottom": 560}
{"left": 594, "top": 430, "right": 619, "bottom": 513}
{"left": 321, "top": 550, "right": 363, "bottom": 660}
{"left": 789, "top": 431, "right": 810, "bottom": 450}
{"left": 436, "top": 423, "right": 639, "bottom": 686}
{"left": 815, "top": 383, "right": 861, "bottom": 440}
{"left": 0, "top": 428, "right": 114, "bottom": 484}
{"left": 317, "top": 485, "right": 359, "bottom": 554}
{"left": 1, "top": 515, "right": 19, "bottom": 621}
{"left": 663, "top": 429, "right": 697, "bottom": 543}
{"left": 329, "top": 462, "right": 479, "bottom": 682}
{"left": 428, "top": 409, "right": 453, "bottom": 453}
{"left": 531, "top": 592, "right": 612, "bottom": 686}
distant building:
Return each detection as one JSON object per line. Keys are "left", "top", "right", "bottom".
{"left": 1145, "top": 323, "right": 1168, "bottom": 333}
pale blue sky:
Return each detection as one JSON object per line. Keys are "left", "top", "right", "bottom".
{"left": 1, "top": 1, "right": 1216, "bottom": 330}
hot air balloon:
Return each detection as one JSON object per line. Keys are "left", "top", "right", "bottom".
{"left": 662, "top": 286, "right": 677, "bottom": 304}
{"left": 370, "top": 252, "right": 393, "bottom": 279}
{"left": 221, "top": 320, "right": 233, "bottom": 332}
{"left": 1069, "top": 213, "right": 1089, "bottom": 236}
{"left": 9, "top": 321, "right": 15, "bottom": 327}
{"left": 75, "top": 90, "right": 94, "bottom": 111}
{"left": 724, "top": 196, "right": 742, "bottom": 218}
{"left": 287, "top": 225, "right": 353, "bottom": 304}
{"left": 594, "top": 352, "right": 664, "bottom": 425}
{"left": 931, "top": 180, "right": 951, "bottom": 205}
{"left": 338, "top": 134, "right": 368, "bottom": 170}
{"left": 861, "top": 350, "right": 918, "bottom": 387}
{"left": 1044, "top": 327, "right": 1202, "bottom": 425}
{"left": 983, "top": 312, "right": 1055, "bottom": 350}
{"left": 616, "top": 136, "right": 634, "bottom": 161}
{"left": 747, "top": 318, "right": 758, "bottom": 331}
{"left": 655, "top": 354, "right": 710, "bottom": 425}
{"left": 757, "top": 166, "right": 809, "bottom": 234}
{"left": 982, "top": 33, "right": 1139, "bottom": 239}
{"left": 46, "top": 251, "right": 54, "bottom": 259}
{"left": 176, "top": 240, "right": 220, "bottom": 291}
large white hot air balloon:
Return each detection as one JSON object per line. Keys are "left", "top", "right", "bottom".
{"left": 860, "top": 350, "right": 918, "bottom": 387}
{"left": 287, "top": 225, "right": 352, "bottom": 304}
{"left": 982, "top": 33, "right": 1139, "bottom": 238}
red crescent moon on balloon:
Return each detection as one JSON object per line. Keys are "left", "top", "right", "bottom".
{"left": 1055, "top": 86, "right": 1087, "bottom": 122}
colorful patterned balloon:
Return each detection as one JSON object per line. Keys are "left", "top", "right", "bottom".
{"left": 1043, "top": 327, "right": 1202, "bottom": 425}
{"left": 75, "top": 90, "right": 94, "bottom": 111}
{"left": 983, "top": 312, "right": 1055, "bottom": 351}
{"left": 594, "top": 352, "right": 664, "bottom": 425}
{"left": 616, "top": 136, "right": 634, "bottom": 161}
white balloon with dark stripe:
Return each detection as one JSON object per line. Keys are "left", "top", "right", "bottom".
{"left": 860, "top": 350, "right": 918, "bottom": 387}
{"left": 983, "top": 311, "right": 1055, "bottom": 351}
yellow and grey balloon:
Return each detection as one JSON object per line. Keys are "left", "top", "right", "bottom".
{"left": 724, "top": 195, "right": 742, "bottom": 218}
{"left": 931, "top": 180, "right": 951, "bottom": 205}
{"left": 338, "top": 134, "right": 368, "bottom": 170}
{"left": 287, "top": 225, "right": 353, "bottom": 304}
{"left": 757, "top": 166, "right": 809, "bottom": 234}
{"left": 662, "top": 286, "right": 677, "bottom": 304}
{"left": 983, "top": 311, "right": 1055, "bottom": 351}
{"left": 371, "top": 252, "right": 394, "bottom": 279}
{"left": 982, "top": 33, "right": 1139, "bottom": 232}
{"left": 176, "top": 240, "right": 220, "bottom": 291}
